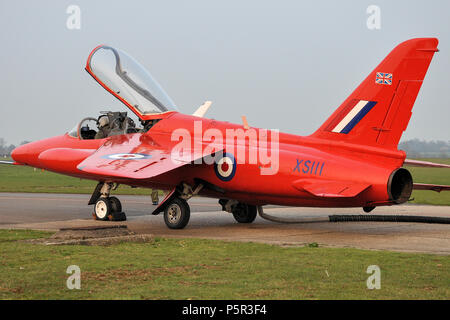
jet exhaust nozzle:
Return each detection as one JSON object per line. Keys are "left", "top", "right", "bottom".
{"left": 387, "top": 168, "right": 413, "bottom": 204}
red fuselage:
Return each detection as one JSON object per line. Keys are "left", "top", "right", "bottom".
{"left": 11, "top": 112, "right": 404, "bottom": 208}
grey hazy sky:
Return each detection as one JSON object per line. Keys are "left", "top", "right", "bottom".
{"left": 0, "top": 0, "right": 449, "bottom": 146}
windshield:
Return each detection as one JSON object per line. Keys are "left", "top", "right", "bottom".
{"left": 86, "top": 45, "right": 177, "bottom": 119}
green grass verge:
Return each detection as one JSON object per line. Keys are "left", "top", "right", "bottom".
{"left": 0, "top": 230, "right": 448, "bottom": 299}
{"left": 1, "top": 158, "right": 449, "bottom": 204}
{"left": 0, "top": 165, "right": 151, "bottom": 195}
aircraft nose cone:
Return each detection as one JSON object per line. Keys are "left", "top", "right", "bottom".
{"left": 11, "top": 144, "right": 28, "bottom": 164}
{"left": 11, "top": 136, "right": 68, "bottom": 167}
{"left": 11, "top": 142, "right": 41, "bottom": 166}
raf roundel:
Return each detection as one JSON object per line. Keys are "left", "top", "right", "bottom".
{"left": 102, "top": 153, "right": 152, "bottom": 160}
{"left": 214, "top": 153, "right": 236, "bottom": 181}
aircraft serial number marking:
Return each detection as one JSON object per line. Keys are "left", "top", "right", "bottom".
{"left": 293, "top": 159, "right": 325, "bottom": 175}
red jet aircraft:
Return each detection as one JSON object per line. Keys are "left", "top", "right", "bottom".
{"left": 6, "top": 38, "right": 450, "bottom": 229}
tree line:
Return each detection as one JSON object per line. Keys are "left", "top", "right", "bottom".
{"left": 398, "top": 139, "right": 450, "bottom": 158}
{"left": 0, "top": 138, "right": 30, "bottom": 157}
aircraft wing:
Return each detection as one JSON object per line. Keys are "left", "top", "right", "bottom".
{"left": 403, "top": 159, "right": 450, "bottom": 168}
{"left": 0, "top": 160, "right": 22, "bottom": 165}
{"left": 77, "top": 133, "right": 219, "bottom": 180}
{"left": 292, "top": 179, "right": 371, "bottom": 198}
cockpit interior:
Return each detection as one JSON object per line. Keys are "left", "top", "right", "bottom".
{"left": 68, "top": 111, "right": 159, "bottom": 140}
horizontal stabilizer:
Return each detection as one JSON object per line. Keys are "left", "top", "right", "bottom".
{"left": 413, "top": 183, "right": 450, "bottom": 192}
{"left": 292, "top": 179, "right": 371, "bottom": 198}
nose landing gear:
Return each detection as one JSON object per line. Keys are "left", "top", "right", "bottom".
{"left": 93, "top": 197, "right": 126, "bottom": 221}
{"left": 90, "top": 182, "right": 126, "bottom": 221}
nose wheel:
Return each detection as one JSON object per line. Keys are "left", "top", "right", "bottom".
{"left": 94, "top": 197, "right": 126, "bottom": 221}
{"left": 94, "top": 198, "right": 111, "bottom": 221}
{"left": 89, "top": 183, "right": 127, "bottom": 221}
{"left": 109, "top": 196, "right": 122, "bottom": 213}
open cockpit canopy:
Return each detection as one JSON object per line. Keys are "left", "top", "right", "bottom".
{"left": 86, "top": 45, "right": 178, "bottom": 120}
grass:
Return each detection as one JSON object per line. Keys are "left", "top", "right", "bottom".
{"left": 0, "top": 164, "right": 152, "bottom": 195}
{"left": 0, "top": 158, "right": 449, "bottom": 204}
{"left": 0, "top": 230, "right": 448, "bottom": 299}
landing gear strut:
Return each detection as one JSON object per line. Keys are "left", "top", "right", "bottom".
{"left": 90, "top": 182, "right": 126, "bottom": 221}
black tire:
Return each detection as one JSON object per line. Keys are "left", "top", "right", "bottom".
{"left": 94, "top": 198, "right": 112, "bottom": 221}
{"left": 109, "top": 196, "right": 122, "bottom": 213}
{"left": 232, "top": 203, "right": 257, "bottom": 223}
{"left": 363, "top": 206, "right": 376, "bottom": 213}
{"left": 163, "top": 198, "right": 190, "bottom": 229}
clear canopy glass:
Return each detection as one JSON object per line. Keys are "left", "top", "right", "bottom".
{"left": 87, "top": 45, "right": 177, "bottom": 118}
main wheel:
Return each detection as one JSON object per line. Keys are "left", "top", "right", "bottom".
{"left": 232, "top": 203, "right": 257, "bottom": 223}
{"left": 163, "top": 198, "right": 190, "bottom": 229}
{"left": 94, "top": 198, "right": 112, "bottom": 221}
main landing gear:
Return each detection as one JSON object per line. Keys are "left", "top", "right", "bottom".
{"left": 89, "top": 182, "right": 126, "bottom": 221}
{"left": 155, "top": 183, "right": 203, "bottom": 229}
{"left": 219, "top": 199, "right": 258, "bottom": 224}
{"left": 163, "top": 197, "right": 190, "bottom": 229}
{"left": 88, "top": 182, "right": 258, "bottom": 229}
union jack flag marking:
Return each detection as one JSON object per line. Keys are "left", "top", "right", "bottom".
{"left": 375, "top": 72, "right": 392, "bottom": 85}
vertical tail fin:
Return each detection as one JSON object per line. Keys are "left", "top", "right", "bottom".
{"left": 312, "top": 38, "right": 439, "bottom": 149}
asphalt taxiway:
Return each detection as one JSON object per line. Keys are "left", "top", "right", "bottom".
{"left": 0, "top": 193, "right": 449, "bottom": 255}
